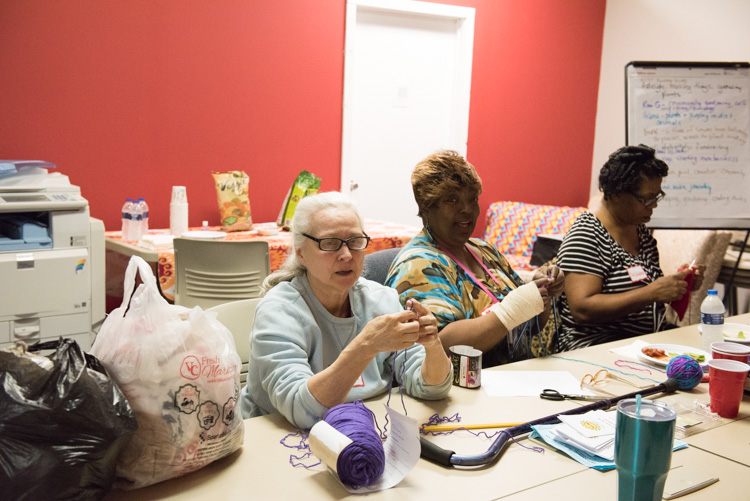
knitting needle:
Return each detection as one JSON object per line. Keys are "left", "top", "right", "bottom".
{"left": 422, "top": 422, "right": 525, "bottom": 432}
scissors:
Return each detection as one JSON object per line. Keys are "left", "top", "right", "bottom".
{"left": 540, "top": 389, "right": 609, "bottom": 401}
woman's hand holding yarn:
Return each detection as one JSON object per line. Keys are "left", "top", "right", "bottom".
{"left": 406, "top": 299, "right": 440, "bottom": 348}
{"left": 544, "top": 265, "right": 565, "bottom": 299}
{"left": 532, "top": 276, "right": 552, "bottom": 311}
{"left": 359, "top": 310, "right": 420, "bottom": 354}
{"left": 649, "top": 272, "right": 690, "bottom": 303}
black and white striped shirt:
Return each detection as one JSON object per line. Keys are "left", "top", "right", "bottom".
{"left": 557, "top": 212, "right": 664, "bottom": 351}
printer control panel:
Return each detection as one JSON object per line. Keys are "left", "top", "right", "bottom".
{"left": 0, "top": 192, "right": 88, "bottom": 212}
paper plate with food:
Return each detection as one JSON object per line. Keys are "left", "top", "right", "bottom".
{"left": 638, "top": 344, "right": 710, "bottom": 368}
{"left": 721, "top": 323, "right": 750, "bottom": 345}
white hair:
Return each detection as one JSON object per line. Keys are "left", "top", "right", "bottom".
{"left": 261, "top": 191, "right": 365, "bottom": 293}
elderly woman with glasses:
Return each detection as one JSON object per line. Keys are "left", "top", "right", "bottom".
{"left": 239, "top": 191, "right": 452, "bottom": 429}
{"left": 557, "top": 145, "right": 705, "bottom": 351}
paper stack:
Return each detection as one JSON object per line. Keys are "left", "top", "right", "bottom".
{"left": 140, "top": 234, "right": 174, "bottom": 250}
{"left": 554, "top": 410, "right": 617, "bottom": 460}
{"left": 530, "top": 409, "right": 687, "bottom": 471}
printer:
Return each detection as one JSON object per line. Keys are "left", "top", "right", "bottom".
{"left": 0, "top": 161, "right": 104, "bottom": 351}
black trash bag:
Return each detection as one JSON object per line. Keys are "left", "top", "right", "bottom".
{"left": 0, "top": 339, "right": 138, "bottom": 500}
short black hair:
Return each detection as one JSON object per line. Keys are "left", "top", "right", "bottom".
{"left": 598, "top": 144, "right": 668, "bottom": 200}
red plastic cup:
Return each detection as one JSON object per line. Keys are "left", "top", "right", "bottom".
{"left": 711, "top": 342, "right": 750, "bottom": 364}
{"left": 708, "top": 359, "right": 750, "bottom": 418}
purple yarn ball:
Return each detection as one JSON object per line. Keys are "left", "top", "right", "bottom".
{"left": 666, "top": 355, "right": 703, "bottom": 390}
{"left": 323, "top": 401, "right": 385, "bottom": 489}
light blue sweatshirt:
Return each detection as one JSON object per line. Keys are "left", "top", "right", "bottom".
{"left": 239, "top": 274, "right": 451, "bottom": 429}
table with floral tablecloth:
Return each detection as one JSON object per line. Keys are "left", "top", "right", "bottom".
{"left": 105, "top": 220, "right": 420, "bottom": 308}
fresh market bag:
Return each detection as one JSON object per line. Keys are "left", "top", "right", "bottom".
{"left": 0, "top": 339, "right": 137, "bottom": 500}
{"left": 91, "top": 256, "right": 244, "bottom": 490}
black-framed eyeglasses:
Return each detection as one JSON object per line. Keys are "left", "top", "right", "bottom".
{"left": 631, "top": 190, "right": 665, "bottom": 207}
{"left": 302, "top": 233, "right": 370, "bottom": 252}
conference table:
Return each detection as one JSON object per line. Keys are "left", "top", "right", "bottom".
{"left": 104, "top": 314, "right": 750, "bottom": 500}
{"left": 104, "top": 219, "right": 419, "bottom": 306}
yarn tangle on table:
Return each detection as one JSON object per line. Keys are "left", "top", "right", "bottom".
{"left": 666, "top": 355, "right": 703, "bottom": 390}
{"left": 323, "top": 401, "right": 385, "bottom": 489}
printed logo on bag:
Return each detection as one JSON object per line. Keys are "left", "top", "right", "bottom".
{"left": 175, "top": 384, "right": 200, "bottom": 414}
{"left": 179, "top": 354, "right": 238, "bottom": 382}
{"left": 223, "top": 397, "right": 237, "bottom": 426}
{"left": 197, "top": 401, "right": 220, "bottom": 430}
{"left": 181, "top": 355, "right": 202, "bottom": 380}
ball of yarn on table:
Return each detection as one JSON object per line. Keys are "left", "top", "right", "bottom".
{"left": 323, "top": 401, "right": 385, "bottom": 489}
{"left": 666, "top": 355, "right": 703, "bottom": 390}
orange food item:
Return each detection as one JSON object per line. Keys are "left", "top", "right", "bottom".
{"left": 642, "top": 347, "right": 669, "bottom": 361}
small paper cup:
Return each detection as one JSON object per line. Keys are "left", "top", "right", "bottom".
{"left": 711, "top": 342, "right": 750, "bottom": 364}
{"left": 708, "top": 359, "right": 750, "bottom": 418}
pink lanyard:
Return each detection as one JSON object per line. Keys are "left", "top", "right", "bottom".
{"left": 439, "top": 243, "right": 505, "bottom": 304}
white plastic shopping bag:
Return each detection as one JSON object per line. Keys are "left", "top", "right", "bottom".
{"left": 91, "top": 256, "right": 244, "bottom": 489}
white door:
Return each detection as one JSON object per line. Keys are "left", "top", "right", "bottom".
{"left": 341, "top": 0, "right": 475, "bottom": 228}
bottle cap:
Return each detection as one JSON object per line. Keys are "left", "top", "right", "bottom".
{"left": 707, "top": 289, "right": 718, "bottom": 295}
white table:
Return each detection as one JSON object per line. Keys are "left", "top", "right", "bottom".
{"left": 104, "top": 314, "right": 750, "bottom": 500}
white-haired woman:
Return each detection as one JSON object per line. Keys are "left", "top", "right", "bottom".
{"left": 239, "top": 192, "right": 452, "bottom": 430}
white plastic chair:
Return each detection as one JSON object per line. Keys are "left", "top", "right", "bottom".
{"left": 207, "top": 297, "right": 262, "bottom": 384}
{"left": 173, "top": 238, "right": 270, "bottom": 309}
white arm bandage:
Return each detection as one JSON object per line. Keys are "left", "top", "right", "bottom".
{"left": 489, "top": 282, "right": 544, "bottom": 331}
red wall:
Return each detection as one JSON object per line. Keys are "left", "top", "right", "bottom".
{"left": 0, "top": 0, "right": 605, "bottom": 233}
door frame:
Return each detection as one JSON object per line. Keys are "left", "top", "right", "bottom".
{"left": 340, "top": 0, "right": 475, "bottom": 195}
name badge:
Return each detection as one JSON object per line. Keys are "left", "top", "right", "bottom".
{"left": 627, "top": 265, "right": 648, "bottom": 282}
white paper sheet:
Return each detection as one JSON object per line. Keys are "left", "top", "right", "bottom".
{"left": 349, "top": 406, "right": 421, "bottom": 493}
{"left": 481, "top": 371, "right": 595, "bottom": 397}
{"left": 610, "top": 339, "right": 649, "bottom": 360}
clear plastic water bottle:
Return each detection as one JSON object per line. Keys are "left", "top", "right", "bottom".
{"left": 138, "top": 198, "right": 149, "bottom": 235}
{"left": 700, "top": 289, "right": 725, "bottom": 353}
{"left": 121, "top": 198, "right": 133, "bottom": 237}
{"left": 127, "top": 197, "right": 143, "bottom": 241}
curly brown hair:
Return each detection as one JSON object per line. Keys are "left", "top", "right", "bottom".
{"left": 411, "top": 150, "right": 483, "bottom": 219}
{"left": 599, "top": 144, "right": 668, "bottom": 200}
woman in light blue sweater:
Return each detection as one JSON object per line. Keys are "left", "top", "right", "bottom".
{"left": 240, "top": 192, "right": 452, "bottom": 430}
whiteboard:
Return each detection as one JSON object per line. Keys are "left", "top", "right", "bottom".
{"left": 626, "top": 61, "right": 750, "bottom": 229}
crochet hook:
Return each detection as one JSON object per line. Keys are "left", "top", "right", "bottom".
{"left": 422, "top": 422, "right": 524, "bottom": 432}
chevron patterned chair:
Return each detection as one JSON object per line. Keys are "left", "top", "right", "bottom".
{"left": 483, "top": 201, "right": 587, "bottom": 273}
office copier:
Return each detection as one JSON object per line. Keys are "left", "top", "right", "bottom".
{"left": 0, "top": 161, "right": 104, "bottom": 351}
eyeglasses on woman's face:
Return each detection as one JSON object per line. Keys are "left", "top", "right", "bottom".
{"left": 302, "top": 233, "right": 370, "bottom": 252}
{"left": 631, "top": 190, "right": 665, "bottom": 207}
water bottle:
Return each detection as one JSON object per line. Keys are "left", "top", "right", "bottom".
{"left": 121, "top": 198, "right": 133, "bottom": 237}
{"left": 128, "top": 197, "right": 143, "bottom": 241}
{"left": 700, "top": 289, "right": 725, "bottom": 353}
{"left": 138, "top": 198, "right": 149, "bottom": 235}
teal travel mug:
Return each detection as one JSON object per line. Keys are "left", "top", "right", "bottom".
{"left": 614, "top": 398, "right": 676, "bottom": 501}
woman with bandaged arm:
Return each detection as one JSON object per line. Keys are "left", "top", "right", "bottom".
{"left": 386, "top": 150, "right": 565, "bottom": 367}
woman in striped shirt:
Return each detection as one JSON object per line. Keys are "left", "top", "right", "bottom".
{"left": 557, "top": 145, "right": 704, "bottom": 351}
